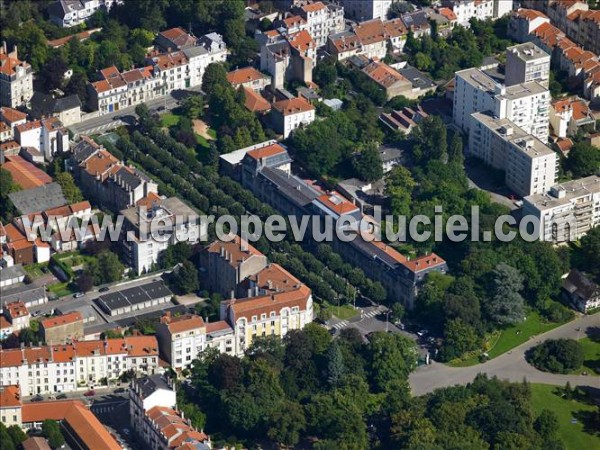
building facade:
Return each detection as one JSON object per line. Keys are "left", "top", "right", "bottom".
{"left": 505, "top": 42, "right": 551, "bottom": 87}
{"left": 40, "top": 312, "right": 84, "bottom": 345}
{"left": 271, "top": 97, "right": 315, "bottom": 138}
{"left": 0, "top": 44, "right": 34, "bottom": 109}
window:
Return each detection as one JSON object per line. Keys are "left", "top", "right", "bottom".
{"left": 261, "top": 313, "right": 266, "bottom": 320}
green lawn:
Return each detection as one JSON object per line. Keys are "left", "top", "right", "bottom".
{"left": 449, "top": 312, "right": 571, "bottom": 367}
{"left": 161, "top": 113, "right": 181, "bottom": 128}
{"left": 530, "top": 384, "right": 600, "bottom": 450}
{"left": 47, "top": 282, "right": 74, "bottom": 298}
{"left": 323, "top": 302, "right": 359, "bottom": 321}
{"left": 573, "top": 338, "right": 600, "bottom": 376}
{"left": 24, "top": 263, "right": 48, "bottom": 278}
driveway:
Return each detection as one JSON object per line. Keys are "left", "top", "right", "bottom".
{"left": 409, "top": 314, "right": 600, "bottom": 396}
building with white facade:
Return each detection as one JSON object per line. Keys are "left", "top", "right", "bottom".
{"left": 453, "top": 67, "right": 550, "bottom": 142}
{"left": 0, "top": 336, "right": 159, "bottom": 395}
{"left": 0, "top": 44, "right": 33, "bottom": 109}
{"left": 505, "top": 42, "right": 551, "bottom": 87}
{"left": 0, "top": 385, "right": 21, "bottom": 428}
{"left": 121, "top": 195, "right": 205, "bottom": 275}
{"left": 271, "top": 96, "right": 315, "bottom": 138}
{"left": 442, "top": 0, "right": 512, "bottom": 27}
{"left": 469, "top": 112, "right": 557, "bottom": 197}
{"left": 14, "top": 118, "right": 69, "bottom": 162}
{"left": 48, "top": 0, "right": 119, "bottom": 28}
{"left": 523, "top": 174, "right": 600, "bottom": 242}
{"left": 341, "top": 0, "right": 391, "bottom": 21}
{"left": 550, "top": 96, "right": 595, "bottom": 138}
{"left": 292, "top": 1, "right": 345, "bottom": 48}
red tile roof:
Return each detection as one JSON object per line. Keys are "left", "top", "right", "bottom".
{"left": 1, "top": 107, "right": 27, "bottom": 124}
{"left": 288, "top": 30, "right": 315, "bottom": 53}
{"left": 6, "top": 300, "right": 29, "bottom": 319}
{"left": 272, "top": 97, "right": 314, "bottom": 116}
{"left": 403, "top": 253, "right": 446, "bottom": 272}
{"left": 363, "top": 61, "right": 408, "bottom": 88}
{"left": 41, "top": 311, "right": 83, "bottom": 329}
{"left": 0, "top": 385, "right": 21, "bottom": 408}
{"left": 160, "top": 313, "right": 205, "bottom": 334}
{"left": 316, "top": 192, "right": 359, "bottom": 216}
{"left": 246, "top": 143, "right": 286, "bottom": 160}
{"left": 227, "top": 67, "right": 268, "bottom": 86}
{"left": 302, "top": 2, "right": 326, "bottom": 13}
{"left": 354, "top": 19, "right": 387, "bottom": 46}
{"left": 514, "top": 8, "right": 549, "bottom": 21}
{"left": 205, "top": 235, "right": 264, "bottom": 268}
{"left": 1, "top": 155, "right": 53, "bottom": 189}
{"left": 243, "top": 87, "right": 272, "bottom": 113}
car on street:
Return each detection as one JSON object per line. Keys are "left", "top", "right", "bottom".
{"left": 99, "top": 286, "right": 110, "bottom": 293}
{"left": 73, "top": 292, "right": 85, "bottom": 298}
{"left": 84, "top": 390, "right": 95, "bottom": 397}
{"left": 31, "top": 395, "right": 44, "bottom": 402}
{"left": 57, "top": 393, "right": 67, "bottom": 399}
{"left": 114, "top": 387, "right": 125, "bottom": 393}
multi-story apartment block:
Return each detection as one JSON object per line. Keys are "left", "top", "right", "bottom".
{"left": 442, "top": 0, "right": 512, "bottom": 28}
{"left": 505, "top": 42, "right": 551, "bottom": 87}
{"left": 48, "top": 0, "right": 119, "bottom": 27}
{"left": 14, "top": 117, "right": 70, "bottom": 162}
{"left": 120, "top": 194, "right": 205, "bottom": 275}
{"left": 353, "top": 19, "right": 388, "bottom": 60}
{"left": 1, "top": 301, "right": 30, "bottom": 338}
{"left": 469, "top": 112, "right": 557, "bottom": 197}
{"left": 0, "top": 44, "right": 33, "bottom": 109}
{"left": 200, "top": 235, "right": 268, "bottom": 298}
{"left": 156, "top": 313, "right": 236, "bottom": 370}
{"left": 0, "top": 336, "right": 159, "bottom": 395}
{"left": 226, "top": 67, "right": 271, "bottom": 91}
{"left": 225, "top": 141, "right": 448, "bottom": 308}
{"left": 508, "top": 8, "right": 551, "bottom": 42}
{"left": 70, "top": 137, "right": 158, "bottom": 211}
{"left": 129, "top": 375, "right": 212, "bottom": 450}
{"left": 341, "top": 0, "right": 391, "bottom": 21}
{"left": 523, "top": 175, "right": 600, "bottom": 242}
{"left": 271, "top": 96, "right": 316, "bottom": 138}
{"left": 40, "top": 312, "right": 84, "bottom": 345}
{"left": 292, "top": 1, "right": 345, "bottom": 48}
{"left": 453, "top": 67, "right": 550, "bottom": 142}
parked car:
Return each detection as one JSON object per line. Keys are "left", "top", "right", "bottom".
{"left": 31, "top": 395, "right": 44, "bottom": 402}
{"left": 99, "top": 286, "right": 110, "bottom": 293}
{"left": 84, "top": 390, "right": 95, "bottom": 397}
{"left": 114, "top": 387, "right": 125, "bottom": 393}
{"left": 73, "top": 292, "right": 85, "bottom": 298}
{"left": 57, "top": 393, "right": 67, "bottom": 400}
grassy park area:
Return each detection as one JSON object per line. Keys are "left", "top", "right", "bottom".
{"left": 530, "top": 384, "right": 600, "bottom": 450}
{"left": 323, "top": 301, "right": 359, "bottom": 321}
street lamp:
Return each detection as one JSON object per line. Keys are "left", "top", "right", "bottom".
{"left": 385, "top": 310, "right": 391, "bottom": 333}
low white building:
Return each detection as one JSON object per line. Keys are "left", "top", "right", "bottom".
{"left": 14, "top": 118, "right": 69, "bottom": 161}
{"left": 48, "top": 0, "right": 119, "bottom": 27}
{"left": 523, "top": 175, "right": 600, "bottom": 242}
{"left": 0, "top": 336, "right": 159, "bottom": 395}
{"left": 271, "top": 97, "right": 315, "bottom": 138}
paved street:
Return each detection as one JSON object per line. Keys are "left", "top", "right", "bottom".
{"left": 69, "top": 87, "right": 202, "bottom": 136}
{"left": 409, "top": 313, "right": 600, "bottom": 396}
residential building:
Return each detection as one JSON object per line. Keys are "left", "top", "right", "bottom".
{"left": 29, "top": 92, "right": 82, "bottom": 127}
{"left": 130, "top": 374, "right": 176, "bottom": 433}
{"left": 469, "top": 111, "right": 557, "bottom": 197}
{"left": 0, "top": 284, "right": 47, "bottom": 312}
{"left": 14, "top": 118, "right": 70, "bottom": 161}
{"left": 22, "top": 437, "right": 51, "bottom": 450}
{"left": 362, "top": 61, "right": 413, "bottom": 100}
{"left": 95, "top": 281, "right": 173, "bottom": 316}
{"left": 4, "top": 300, "right": 30, "bottom": 332}
{"left": 226, "top": 67, "right": 271, "bottom": 91}
{"left": 40, "top": 312, "right": 84, "bottom": 345}
{"left": 230, "top": 141, "right": 448, "bottom": 308}
{"left": 353, "top": 19, "right": 388, "bottom": 60}
{"left": 453, "top": 67, "right": 550, "bottom": 141}
{"left": 46, "top": 28, "right": 101, "bottom": 49}
{"left": 120, "top": 195, "right": 205, "bottom": 275}
{"left": 1, "top": 107, "right": 27, "bottom": 133}
{"left": 400, "top": 9, "right": 432, "bottom": 38}
{"left": 505, "top": 42, "right": 551, "bottom": 87}
{"left": 242, "top": 87, "right": 272, "bottom": 114}
{"left": 0, "top": 385, "right": 21, "bottom": 427}
{"left": 522, "top": 174, "right": 600, "bottom": 242}
{"left": 379, "top": 145, "right": 403, "bottom": 173}
{"left": 442, "top": 0, "right": 512, "bottom": 27}
{"left": 0, "top": 43, "right": 34, "bottom": 108}
{"left": 70, "top": 137, "right": 158, "bottom": 211}
{"left": 48, "top": 0, "right": 119, "bottom": 27}
{"left": 293, "top": 1, "right": 345, "bottom": 48}
{"left": 341, "top": 0, "right": 391, "bottom": 21}
{"left": 562, "top": 269, "right": 600, "bottom": 313}
{"left": 8, "top": 182, "right": 67, "bottom": 216}
{"left": 380, "top": 106, "right": 429, "bottom": 134}
{"left": 550, "top": 96, "right": 595, "bottom": 138}
{"left": 508, "top": 8, "right": 551, "bottom": 42}
{"left": 271, "top": 96, "right": 315, "bottom": 138}
{"left": 0, "top": 336, "right": 159, "bottom": 395}
{"left": 155, "top": 27, "right": 198, "bottom": 52}
{"left": 0, "top": 266, "right": 27, "bottom": 290}
{"left": 200, "top": 235, "right": 268, "bottom": 298}
{"left": 384, "top": 18, "right": 409, "bottom": 52}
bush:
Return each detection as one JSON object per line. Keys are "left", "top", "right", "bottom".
{"left": 542, "top": 301, "right": 575, "bottom": 323}
{"left": 526, "top": 339, "right": 584, "bottom": 374}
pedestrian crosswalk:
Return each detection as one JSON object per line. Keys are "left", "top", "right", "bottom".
{"left": 332, "top": 320, "right": 349, "bottom": 330}
{"left": 362, "top": 310, "right": 381, "bottom": 319}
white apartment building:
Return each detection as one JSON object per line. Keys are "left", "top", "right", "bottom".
{"left": 453, "top": 67, "right": 550, "bottom": 142}
{"left": 293, "top": 1, "right": 345, "bottom": 48}
{"left": 508, "top": 8, "right": 551, "bottom": 43}
{"left": 505, "top": 42, "right": 551, "bottom": 87}
{"left": 469, "top": 112, "right": 557, "bottom": 197}
{"left": 121, "top": 195, "right": 205, "bottom": 275}
{"left": 0, "top": 44, "right": 34, "bottom": 109}
{"left": 48, "top": 0, "right": 119, "bottom": 27}
{"left": 523, "top": 175, "right": 600, "bottom": 242}
{"left": 14, "top": 118, "right": 70, "bottom": 162}
{"left": 0, "top": 336, "right": 159, "bottom": 396}
{"left": 271, "top": 97, "right": 315, "bottom": 138}
{"left": 155, "top": 313, "right": 235, "bottom": 370}
{"left": 341, "top": 0, "right": 391, "bottom": 21}
{"left": 130, "top": 374, "right": 176, "bottom": 433}
{"left": 442, "top": 0, "right": 512, "bottom": 27}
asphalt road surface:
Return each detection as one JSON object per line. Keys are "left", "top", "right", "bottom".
{"left": 409, "top": 313, "right": 600, "bottom": 396}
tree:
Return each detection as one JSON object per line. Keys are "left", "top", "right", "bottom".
{"left": 352, "top": 142, "right": 384, "bottom": 182}
{"left": 387, "top": 1, "right": 414, "bottom": 18}
{"left": 534, "top": 410, "right": 559, "bottom": 440}
{"left": 385, "top": 165, "right": 415, "bottom": 217}
{"left": 526, "top": 339, "right": 584, "bottom": 374}
{"left": 0, "top": 168, "right": 20, "bottom": 221}
{"left": 6, "top": 425, "right": 26, "bottom": 446}
{"left": 390, "top": 303, "right": 405, "bottom": 323}
{"left": 169, "top": 260, "right": 199, "bottom": 294}
{"left": 0, "top": 423, "right": 16, "bottom": 450}
{"left": 202, "top": 63, "right": 229, "bottom": 94}
{"left": 579, "top": 226, "right": 600, "bottom": 277}
{"left": 327, "top": 341, "right": 346, "bottom": 386}
{"left": 267, "top": 400, "right": 306, "bottom": 447}
{"left": 439, "top": 318, "right": 480, "bottom": 361}
{"left": 76, "top": 274, "right": 94, "bottom": 293}
{"left": 87, "top": 251, "right": 124, "bottom": 285}
{"left": 181, "top": 95, "right": 204, "bottom": 120}
{"left": 485, "top": 263, "right": 525, "bottom": 325}
{"left": 55, "top": 172, "right": 83, "bottom": 203}
{"left": 40, "top": 55, "right": 69, "bottom": 90}
{"left": 565, "top": 142, "right": 600, "bottom": 178}
{"left": 179, "top": 402, "right": 206, "bottom": 430}
{"left": 367, "top": 332, "right": 417, "bottom": 392}
{"left": 42, "top": 419, "right": 65, "bottom": 449}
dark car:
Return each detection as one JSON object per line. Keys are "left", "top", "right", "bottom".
{"left": 99, "top": 286, "right": 110, "bottom": 293}
{"left": 84, "top": 390, "right": 95, "bottom": 397}
{"left": 31, "top": 394, "right": 44, "bottom": 402}
{"left": 57, "top": 393, "right": 67, "bottom": 400}
{"left": 114, "top": 387, "right": 125, "bottom": 393}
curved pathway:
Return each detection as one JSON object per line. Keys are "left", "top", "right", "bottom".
{"left": 409, "top": 314, "right": 600, "bottom": 396}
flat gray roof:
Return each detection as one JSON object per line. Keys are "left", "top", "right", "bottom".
{"left": 8, "top": 183, "right": 67, "bottom": 215}
{"left": 507, "top": 42, "right": 550, "bottom": 62}
{"left": 524, "top": 175, "right": 600, "bottom": 210}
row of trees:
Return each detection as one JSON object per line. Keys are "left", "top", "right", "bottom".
{"left": 181, "top": 326, "right": 564, "bottom": 449}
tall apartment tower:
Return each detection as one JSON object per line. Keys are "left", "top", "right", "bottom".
{"left": 341, "top": 0, "right": 392, "bottom": 21}
{"left": 505, "top": 42, "right": 551, "bottom": 87}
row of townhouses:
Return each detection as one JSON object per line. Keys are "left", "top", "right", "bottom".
{"left": 88, "top": 29, "right": 227, "bottom": 115}
{"left": 220, "top": 141, "right": 447, "bottom": 308}
{"left": 0, "top": 336, "right": 159, "bottom": 395}
{"left": 508, "top": 8, "right": 600, "bottom": 104}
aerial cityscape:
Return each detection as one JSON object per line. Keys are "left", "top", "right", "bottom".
{"left": 0, "top": 0, "right": 599, "bottom": 449}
